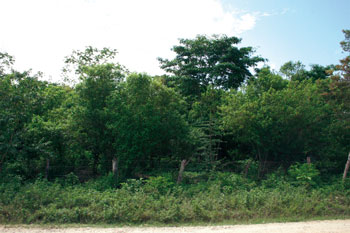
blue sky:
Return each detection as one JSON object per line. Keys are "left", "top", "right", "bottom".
{"left": 0, "top": 0, "right": 349, "bottom": 81}
{"left": 224, "top": 0, "right": 350, "bottom": 69}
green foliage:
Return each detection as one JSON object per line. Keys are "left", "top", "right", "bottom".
{"left": 0, "top": 52, "right": 14, "bottom": 75}
{"left": 280, "top": 61, "right": 306, "bottom": 80}
{"left": 337, "top": 29, "right": 350, "bottom": 79}
{"left": 0, "top": 69, "right": 72, "bottom": 178}
{"left": 261, "top": 169, "right": 288, "bottom": 189}
{"left": 107, "top": 73, "right": 190, "bottom": 179}
{"left": 120, "top": 178, "right": 144, "bottom": 192}
{"left": 249, "top": 67, "right": 289, "bottom": 93}
{"left": 144, "top": 176, "right": 175, "bottom": 195}
{"left": 236, "top": 159, "right": 260, "bottom": 179}
{"left": 221, "top": 69, "right": 336, "bottom": 170}
{"left": 1, "top": 32, "right": 350, "bottom": 226}
{"left": 318, "top": 30, "right": 350, "bottom": 168}
{"left": 288, "top": 163, "right": 320, "bottom": 187}
{"left": 72, "top": 63, "right": 125, "bottom": 175}
{"left": 189, "top": 87, "right": 224, "bottom": 168}
{"left": 159, "top": 34, "right": 265, "bottom": 100}
{"left": 62, "top": 46, "right": 126, "bottom": 85}
{"left": 55, "top": 172, "right": 80, "bottom": 187}
{"left": 280, "top": 61, "right": 333, "bottom": 82}
{"left": 211, "top": 172, "right": 257, "bottom": 192}
{"left": 84, "top": 173, "right": 117, "bottom": 191}
{"left": 1, "top": 173, "right": 350, "bottom": 224}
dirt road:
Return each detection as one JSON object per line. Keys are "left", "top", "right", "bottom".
{"left": 1, "top": 219, "right": 350, "bottom": 233}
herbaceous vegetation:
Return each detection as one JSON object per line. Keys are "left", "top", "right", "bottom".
{"left": 0, "top": 31, "right": 350, "bottom": 224}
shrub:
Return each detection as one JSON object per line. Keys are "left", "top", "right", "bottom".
{"left": 120, "top": 178, "right": 144, "bottom": 192}
{"left": 55, "top": 172, "right": 80, "bottom": 187}
{"left": 84, "top": 172, "right": 117, "bottom": 191}
{"left": 288, "top": 163, "right": 320, "bottom": 187}
{"left": 144, "top": 176, "right": 175, "bottom": 194}
{"left": 1, "top": 171, "right": 350, "bottom": 224}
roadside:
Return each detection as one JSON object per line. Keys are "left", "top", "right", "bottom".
{"left": 1, "top": 219, "right": 350, "bottom": 233}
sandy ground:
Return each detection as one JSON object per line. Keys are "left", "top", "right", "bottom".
{"left": 1, "top": 220, "right": 350, "bottom": 233}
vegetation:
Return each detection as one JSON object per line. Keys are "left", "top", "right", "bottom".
{"left": 0, "top": 32, "right": 350, "bottom": 224}
{"left": 1, "top": 172, "right": 350, "bottom": 224}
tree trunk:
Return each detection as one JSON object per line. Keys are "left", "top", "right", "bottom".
{"left": 45, "top": 158, "right": 50, "bottom": 180}
{"left": 343, "top": 152, "right": 350, "bottom": 181}
{"left": 112, "top": 157, "right": 119, "bottom": 181}
{"left": 93, "top": 154, "right": 99, "bottom": 177}
{"left": 307, "top": 156, "right": 311, "bottom": 164}
{"left": 244, "top": 159, "right": 252, "bottom": 178}
{"left": 177, "top": 159, "right": 189, "bottom": 184}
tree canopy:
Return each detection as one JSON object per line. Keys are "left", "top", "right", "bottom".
{"left": 0, "top": 31, "right": 349, "bottom": 183}
{"left": 158, "top": 35, "right": 265, "bottom": 100}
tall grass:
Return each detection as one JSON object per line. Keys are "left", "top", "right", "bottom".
{"left": 1, "top": 172, "right": 350, "bottom": 224}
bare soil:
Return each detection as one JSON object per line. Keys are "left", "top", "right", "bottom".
{"left": 1, "top": 219, "right": 350, "bottom": 233}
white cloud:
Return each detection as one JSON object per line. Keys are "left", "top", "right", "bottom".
{"left": 0, "top": 0, "right": 260, "bottom": 81}
{"left": 235, "top": 14, "right": 257, "bottom": 33}
{"left": 261, "top": 12, "right": 272, "bottom": 17}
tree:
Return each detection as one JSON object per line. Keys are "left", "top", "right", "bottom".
{"left": 24, "top": 84, "right": 76, "bottom": 179}
{"left": 0, "top": 52, "right": 14, "bottom": 75}
{"left": 323, "top": 30, "right": 350, "bottom": 148}
{"left": 0, "top": 51, "right": 80, "bottom": 178}
{"left": 249, "top": 67, "right": 289, "bottom": 94}
{"left": 0, "top": 69, "right": 64, "bottom": 177}
{"left": 64, "top": 46, "right": 126, "bottom": 176}
{"left": 307, "top": 64, "right": 334, "bottom": 82}
{"left": 189, "top": 87, "right": 224, "bottom": 170}
{"left": 321, "top": 30, "right": 350, "bottom": 177}
{"left": 158, "top": 35, "right": 265, "bottom": 172}
{"left": 221, "top": 69, "right": 333, "bottom": 174}
{"left": 106, "top": 73, "right": 189, "bottom": 180}
{"left": 337, "top": 30, "right": 350, "bottom": 80}
{"left": 280, "top": 61, "right": 333, "bottom": 82}
{"left": 158, "top": 35, "right": 265, "bottom": 101}
{"left": 280, "top": 61, "right": 306, "bottom": 81}
{"left": 73, "top": 64, "right": 124, "bottom": 176}
{"left": 62, "top": 46, "right": 126, "bottom": 85}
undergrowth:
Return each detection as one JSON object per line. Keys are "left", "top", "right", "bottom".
{"left": 1, "top": 169, "right": 350, "bottom": 224}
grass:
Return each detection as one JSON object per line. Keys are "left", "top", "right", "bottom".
{"left": 1, "top": 172, "right": 350, "bottom": 225}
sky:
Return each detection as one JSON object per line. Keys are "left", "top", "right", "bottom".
{"left": 0, "top": 0, "right": 349, "bottom": 82}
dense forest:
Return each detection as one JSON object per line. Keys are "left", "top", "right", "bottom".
{"left": 0, "top": 30, "right": 349, "bottom": 224}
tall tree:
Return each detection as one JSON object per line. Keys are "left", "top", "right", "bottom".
{"left": 0, "top": 52, "right": 14, "bottom": 75}
{"left": 221, "top": 69, "right": 333, "bottom": 173}
{"left": 73, "top": 64, "right": 124, "bottom": 176}
{"left": 0, "top": 70, "right": 58, "bottom": 177}
{"left": 280, "top": 61, "right": 306, "bottom": 81}
{"left": 322, "top": 30, "right": 350, "bottom": 175}
{"left": 338, "top": 30, "right": 350, "bottom": 80}
{"left": 64, "top": 47, "right": 126, "bottom": 176}
{"left": 280, "top": 61, "right": 333, "bottom": 82}
{"left": 158, "top": 35, "right": 265, "bottom": 101}
{"left": 107, "top": 73, "right": 189, "bottom": 179}
{"left": 62, "top": 46, "right": 126, "bottom": 85}
{"left": 189, "top": 87, "right": 224, "bottom": 170}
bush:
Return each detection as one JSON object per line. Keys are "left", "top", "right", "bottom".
{"left": 211, "top": 172, "right": 257, "bottom": 192}
{"left": 55, "top": 172, "right": 80, "bottom": 187}
{"left": 288, "top": 163, "right": 320, "bottom": 187}
{"left": 120, "top": 178, "right": 144, "bottom": 192}
{"left": 144, "top": 176, "right": 175, "bottom": 194}
{"left": 181, "top": 172, "right": 210, "bottom": 184}
{"left": 1, "top": 171, "right": 350, "bottom": 224}
{"left": 261, "top": 168, "right": 288, "bottom": 189}
{"left": 84, "top": 172, "right": 117, "bottom": 191}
